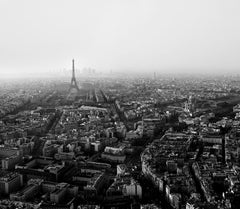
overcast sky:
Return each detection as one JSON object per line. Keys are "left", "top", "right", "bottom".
{"left": 1, "top": 0, "right": 240, "bottom": 77}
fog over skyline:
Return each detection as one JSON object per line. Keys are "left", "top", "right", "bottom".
{"left": 1, "top": 0, "right": 240, "bottom": 77}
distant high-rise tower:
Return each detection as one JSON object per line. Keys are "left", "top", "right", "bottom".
{"left": 69, "top": 59, "right": 80, "bottom": 92}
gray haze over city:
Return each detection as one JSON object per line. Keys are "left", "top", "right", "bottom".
{"left": 1, "top": 0, "right": 240, "bottom": 78}
{"left": 2, "top": 1, "right": 240, "bottom": 209}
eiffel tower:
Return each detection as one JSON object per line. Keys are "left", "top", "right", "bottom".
{"left": 69, "top": 59, "right": 80, "bottom": 92}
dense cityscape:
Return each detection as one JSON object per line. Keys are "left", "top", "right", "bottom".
{"left": 0, "top": 60, "right": 239, "bottom": 209}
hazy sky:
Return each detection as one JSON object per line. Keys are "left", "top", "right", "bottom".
{"left": 1, "top": 0, "right": 240, "bottom": 77}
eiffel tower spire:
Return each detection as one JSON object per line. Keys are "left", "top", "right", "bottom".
{"left": 69, "top": 59, "right": 80, "bottom": 92}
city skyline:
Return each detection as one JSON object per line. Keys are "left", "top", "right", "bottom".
{"left": 1, "top": 0, "right": 240, "bottom": 77}
{"left": 1, "top": 1, "right": 240, "bottom": 208}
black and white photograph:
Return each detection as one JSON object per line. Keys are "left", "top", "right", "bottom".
{"left": 0, "top": 1, "right": 240, "bottom": 208}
